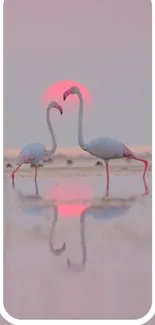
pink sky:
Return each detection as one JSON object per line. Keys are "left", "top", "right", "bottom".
{"left": 4, "top": 0, "right": 151, "bottom": 149}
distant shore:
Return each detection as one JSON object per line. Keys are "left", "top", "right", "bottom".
{"left": 3, "top": 145, "right": 152, "bottom": 160}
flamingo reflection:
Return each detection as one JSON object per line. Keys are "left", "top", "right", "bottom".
{"left": 12, "top": 179, "right": 41, "bottom": 201}
{"left": 12, "top": 181, "right": 149, "bottom": 272}
{"left": 67, "top": 208, "right": 87, "bottom": 272}
{"left": 12, "top": 182, "right": 66, "bottom": 257}
{"left": 66, "top": 199, "right": 132, "bottom": 272}
{"left": 49, "top": 204, "right": 66, "bottom": 256}
{"left": 49, "top": 190, "right": 148, "bottom": 272}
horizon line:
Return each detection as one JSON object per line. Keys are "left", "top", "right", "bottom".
{"left": 4, "top": 144, "right": 152, "bottom": 157}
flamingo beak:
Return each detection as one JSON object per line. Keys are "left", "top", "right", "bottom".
{"left": 63, "top": 93, "right": 66, "bottom": 101}
{"left": 58, "top": 105, "right": 63, "bottom": 115}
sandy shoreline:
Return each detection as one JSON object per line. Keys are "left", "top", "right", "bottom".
{"left": 4, "top": 163, "right": 152, "bottom": 180}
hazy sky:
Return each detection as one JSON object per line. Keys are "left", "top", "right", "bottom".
{"left": 4, "top": 0, "right": 151, "bottom": 149}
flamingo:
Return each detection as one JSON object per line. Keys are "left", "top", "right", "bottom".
{"left": 11, "top": 101, "right": 63, "bottom": 185}
{"left": 63, "top": 86, "right": 149, "bottom": 196}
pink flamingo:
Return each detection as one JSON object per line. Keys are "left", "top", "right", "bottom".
{"left": 63, "top": 86, "right": 149, "bottom": 196}
{"left": 11, "top": 101, "right": 63, "bottom": 185}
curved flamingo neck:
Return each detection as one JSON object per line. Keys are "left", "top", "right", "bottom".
{"left": 46, "top": 107, "right": 57, "bottom": 156}
{"left": 77, "top": 91, "right": 86, "bottom": 150}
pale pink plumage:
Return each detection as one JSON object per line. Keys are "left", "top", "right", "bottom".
{"left": 63, "top": 86, "right": 149, "bottom": 196}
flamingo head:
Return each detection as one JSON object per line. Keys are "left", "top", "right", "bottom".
{"left": 47, "top": 101, "right": 63, "bottom": 115}
{"left": 63, "top": 86, "right": 80, "bottom": 101}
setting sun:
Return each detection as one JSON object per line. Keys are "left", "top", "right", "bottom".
{"left": 46, "top": 181, "right": 93, "bottom": 218}
{"left": 43, "top": 80, "right": 92, "bottom": 111}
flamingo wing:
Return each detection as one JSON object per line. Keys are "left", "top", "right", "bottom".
{"left": 86, "top": 137, "right": 126, "bottom": 160}
{"left": 16, "top": 143, "right": 46, "bottom": 165}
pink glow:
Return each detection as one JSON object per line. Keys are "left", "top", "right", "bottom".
{"left": 46, "top": 181, "right": 93, "bottom": 217}
{"left": 43, "top": 80, "right": 92, "bottom": 111}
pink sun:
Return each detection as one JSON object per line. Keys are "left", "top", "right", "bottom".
{"left": 42, "top": 80, "right": 92, "bottom": 111}
{"left": 46, "top": 181, "right": 93, "bottom": 218}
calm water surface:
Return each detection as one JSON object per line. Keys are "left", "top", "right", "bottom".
{"left": 4, "top": 173, "right": 152, "bottom": 319}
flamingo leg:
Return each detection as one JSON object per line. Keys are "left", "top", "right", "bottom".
{"left": 131, "top": 157, "right": 148, "bottom": 179}
{"left": 105, "top": 162, "right": 109, "bottom": 196}
{"left": 123, "top": 146, "right": 149, "bottom": 193}
{"left": 143, "top": 177, "right": 149, "bottom": 195}
{"left": 11, "top": 164, "right": 22, "bottom": 184}
{"left": 34, "top": 166, "right": 38, "bottom": 183}
{"left": 131, "top": 156, "right": 149, "bottom": 194}
{"left": 124, "top": 146, "right": 148, "bottom": 180}
{"left": 124, "top": 151, "right": 149, "bottom": 194}
{"left": 34, "top": 179, "right": 39, "bottom": 196}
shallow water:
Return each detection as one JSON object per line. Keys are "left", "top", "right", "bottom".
{"left": 3, "top": 171, "right": 152, "bottom": 319}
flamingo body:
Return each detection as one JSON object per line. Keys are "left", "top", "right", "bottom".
{"left": 88, "top": 205, "right": 129, "bottom": 221}
{"left": 85, "top": 137, "right": 132, "bottom": 161}
{"left": 17, "top": 143, "right": 46, "bottom": 165}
